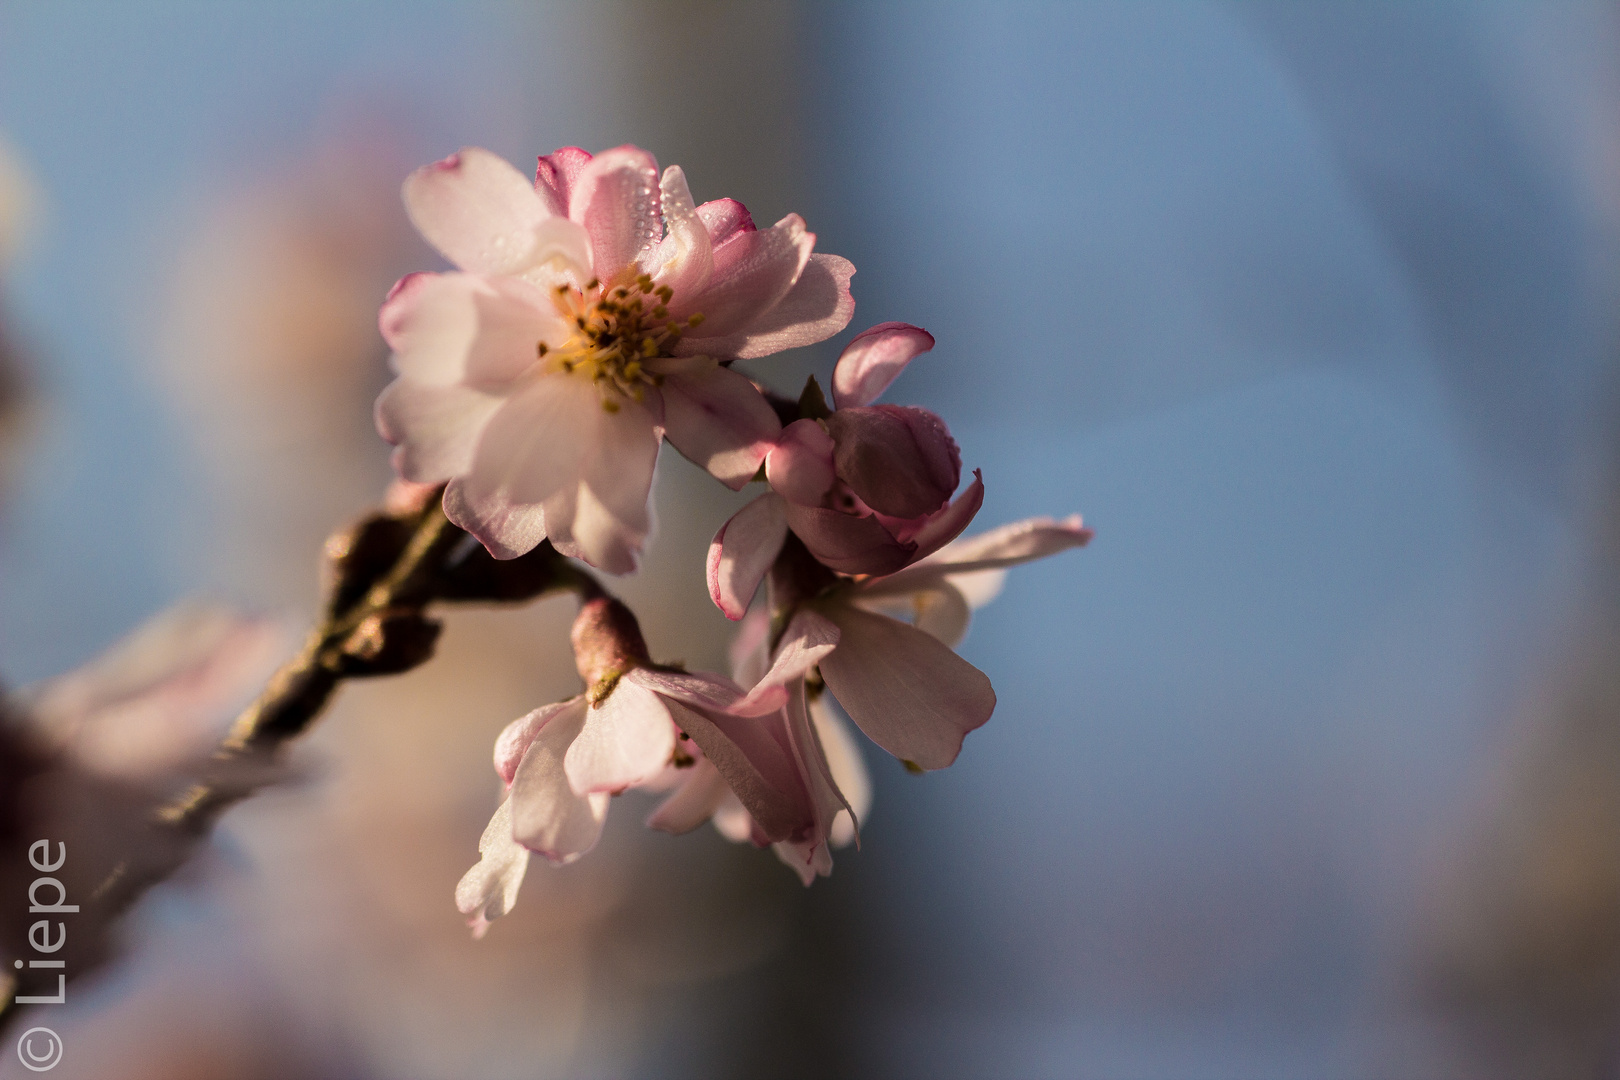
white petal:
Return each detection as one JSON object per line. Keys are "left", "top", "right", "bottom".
{"left": 564, "top": 680, "right": 675, "bottom": 794}
{"left": 642, "top": 165, "right": 713, "bottom": 301}
{"left": 375, "top": 377, "right": 504, "bottom": 484}
{"left": 466, "top": 375, "right": 596, "bottom": 506}
{"left": 567, "top": 145, "right": 662, "bottom": 278}
{"left": 510, "top": 698, "right": 610, "bottom": 864}
{"left": 455, "top": 796, "right": 532, "bottom": 937}
{"left": 403, "top": 147, "right": 557, "bottom": 276}
{"left": 381, "top": 272, "right": 561, "bottom": 387}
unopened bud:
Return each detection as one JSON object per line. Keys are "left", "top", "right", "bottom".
{"left": 570, "top": 597, "right": 650, "bottom": 686}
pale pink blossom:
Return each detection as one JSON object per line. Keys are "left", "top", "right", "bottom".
{"left": 456, "top": 597, "right": 845, "bottom": 928}
{"left": 377, "top": 146, "right": 855, "bottom": 573}
{"left": 646, "top": 608, "right": 869, "bottom": 884}
{"left": 708, "top": 323, "right": 984, "bottom": 617}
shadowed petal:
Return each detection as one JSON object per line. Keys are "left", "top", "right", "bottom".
{"left": 815, "top": 603, "right": 996, "bottom": 770}
{"left": 708, "top": 493, "right": 788, "bottom": 620}
{"left": 832, "top": 322, "right": 935, "bottom": 409}
{"left": 827, "top": 405, "right": 960, "bottom": 519}
{"left": 732, "top": 608, "right": 840, "bottom": 716}
{"left": 810, "top": 695, "right": 870, "bottom": 847}
{"left": 773, "top": 681, "right": 852, "bottom": 884}
{"left": 871, "top": 510, "right": 1089, "bottom": 596}
{"left": 663, "top": 699, "right": 811, "bottom": 843}
{"left": 905, "top": 470, "right": 985, "bottom": 563}
{"left": 766, "top": 418, "right": 837, "bottom": 506}
{"left": 646, "top": 758, "right": 731, "bottom": 835}
{"left": 782, "top": 501, "right": 915, "bottom": 576}
{"left": 658, "top": 358, "right": 781, "bottom": 489}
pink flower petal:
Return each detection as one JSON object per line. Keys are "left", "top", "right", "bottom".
{"left": 781, "top": 501, "right": 916, "bottom": 576}
{"left": 640, "top": 166, "right": 713, "bottom": 303}
{"left": 766, "top": 418, "right": 838, "bottom": 506}
{"left": 728, "top": 607, "right": 772, "bottom": 687}
{"left": 564, "top": 680, "right": 675, "bottom": 795}
{"left": 658, "top": 359, "right": 781, "bottom": 489}
{"left": 661, "top": 698, "right": 812, "bottom": 843}
{"left": 826, "top": 405, "right": 960, "bottom": 520}
{"left": 697, "top": 198, "right": 755, "bottom": 245}
{"left": 380, "top": 271, "right": 561, "bottom": 387}
{"left": 678, "top": 254, "right": 856, "bottom": 360}
{"left": 627, "top": 668, "right": 747, "bottom": 714}
{"left": 442, "top": 476, "right": 548, "bottom": 561}
{"left": 670, "top": 213, "right": 813, "bottom": 339}
{"left": 403, "top": 147, "right": 556, "bottom": 276}
{"left": 732, "top": 608, "right": 841, "bottom": 716}
{"left": 904, "top": 469, "right": 986, "bottom": 564}
{"left": 509, "top": 698, "right": 610, "bottom": 864}
{"left": 534, "top": 146, "right": 592, "bottom": 216}
{"left": 494, "top": 698, "right": 583, "bottom": 785}
{"left": 374, "top": 377, "right": 503, "bottom": 485}
{"left": 455, "top": 796, "right": 531, "bottom": 937}
{"left": 544, "top": 393, "right": 662, "bottom": 575}
{"left": 832, "top": 322, "right": 935, "bottom": 409}
{"left": 646, "top": 758, "right": 731, "bottom": 835}
{"left": 814, "top": 602, "right": 996, "bottom": 770}
{"left": 772, "top": 681, "right": 853, "bottom": 884}
{"left": 465, "top": 375, "right": 596, "bottom": 507}
{"left": 868, "top": 513, "right": 1092, "bottom": 596}
{"left": 707, "top": 493, "right": 789, "bottom": 620}
{"left": 566, "top": 145, "right": 662, "bottom": 279}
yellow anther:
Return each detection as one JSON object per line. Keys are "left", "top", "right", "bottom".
{"left": 536, "top": 342, "right": 548, "bottom": 357}
{"left": 655, "top": 285, "right": 673, "bottom": 303}
{"left": 585, "top": 277, "right": 600, "bottom": 290}
{"left": 687, "top": 313, "right": 705, "bottom": 328}
{"left": 602, "top": 398, "right": 620, "bottom": 413}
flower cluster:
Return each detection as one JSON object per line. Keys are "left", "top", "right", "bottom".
{"left": 373, "top": 145, "right": 1090, "bottom": 932}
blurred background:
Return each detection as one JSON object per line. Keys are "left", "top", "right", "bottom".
{"left": 3, "top": 1, "right": 1620, "bottom": 1077}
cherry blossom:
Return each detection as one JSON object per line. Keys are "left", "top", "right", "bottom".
{"left": 457, "top": 596, "right": 851, "bottom": 927}
{"left": 376, "top": 145, "right": 855, "bottom": 574}
{"left": 646, "top": 608, "right": 869, "bottom": 884}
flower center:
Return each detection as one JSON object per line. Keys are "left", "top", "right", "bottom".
{"left": 538, "top": 274, "right": 705, "bottom": 413}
